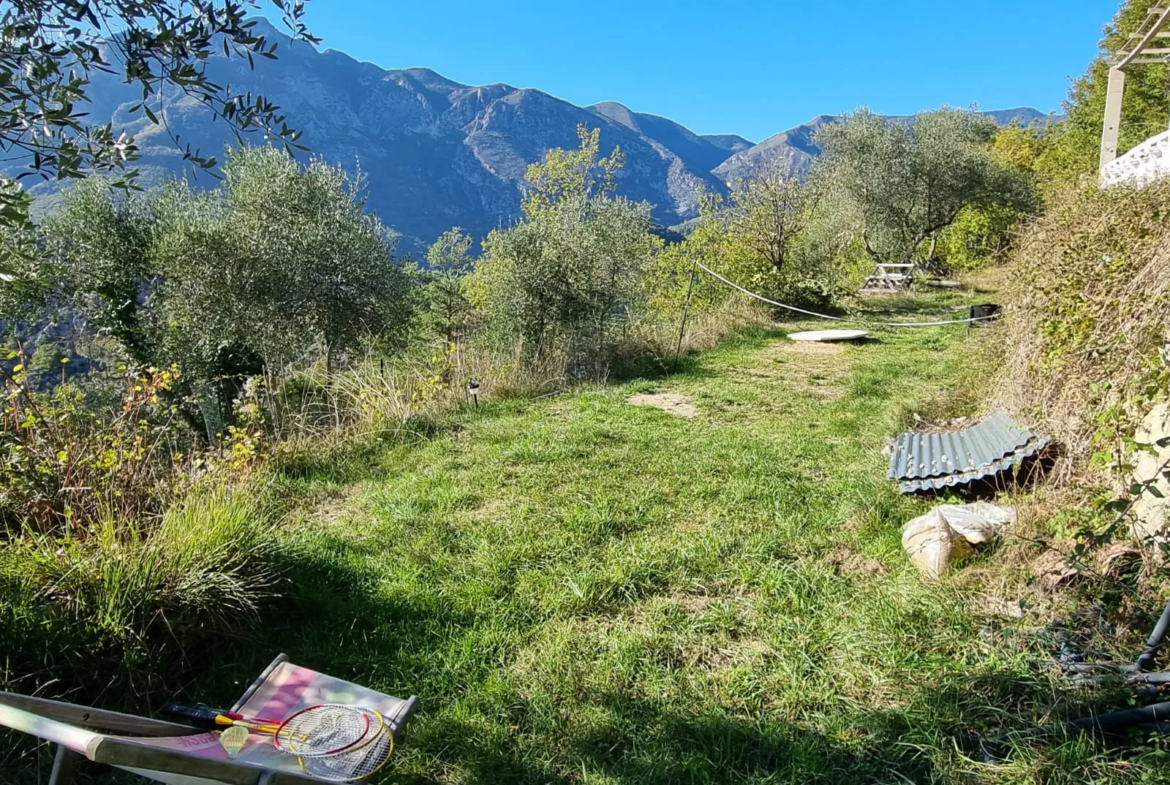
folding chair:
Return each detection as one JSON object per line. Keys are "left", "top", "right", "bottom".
{"left": 0, "top": 654, "right": 419, "bottom": 784}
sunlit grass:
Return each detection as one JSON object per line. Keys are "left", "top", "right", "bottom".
{"left": 239, "top": 302, "right": 1168, "bottom": 784}
{"left": 4, "top": 291, "right": 1163, "bottom": 784}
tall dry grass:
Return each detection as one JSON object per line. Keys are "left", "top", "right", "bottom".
{"left": 0, "top": 481, "right": 275, "bottom": 697}
{"left": 622, "top": 297, "right": 774, "bottom": 370}
{"left": 997, "top": 180, "right": 1170, "bottom": 482}
{"left": 265, "top": 297, "right": 772, "bottom": 454}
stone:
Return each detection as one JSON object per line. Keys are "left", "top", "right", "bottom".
{"left": 1033, "top": 549, "right": 1080, "bottom": 592}
{"left": 1131, "top": 403, "right": 1170, "bottom": 545}
{"left": 1098, "top": 542, "right": 1143, "bottom": 578}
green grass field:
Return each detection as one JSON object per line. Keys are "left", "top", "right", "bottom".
{"left": 197, "top": 298, "right": 1163, "bottom": 785}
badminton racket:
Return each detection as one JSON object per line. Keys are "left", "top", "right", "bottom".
{"left": 162, "top": 703, "right": 376, "bottom": 758}
{"left": 298, "top": 717, "right": 395, "bottom": 782}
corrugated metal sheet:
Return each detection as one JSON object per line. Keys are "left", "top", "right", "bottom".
{"left": 888, "top": 411, "right": 1050, "bottom": 493}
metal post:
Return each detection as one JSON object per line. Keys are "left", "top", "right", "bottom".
{"left": 1100, "top": 66, "right": 1127, "bottom": 171}
{"left": 48, "top": 745, "right": 82, "bottom": 785}
{"left": 673, "top": 259, "right": 698, "bottom": 371}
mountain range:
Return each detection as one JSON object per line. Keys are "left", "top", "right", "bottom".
{"left": 26, "top": 19, "right": 1055, "bottom": 254}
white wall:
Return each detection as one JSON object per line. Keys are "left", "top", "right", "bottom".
{"left": 1101, "top": 129, "right": 1170, "bottom": 188}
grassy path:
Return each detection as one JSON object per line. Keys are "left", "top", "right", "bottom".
{"left": 260, "top": 317, "right": 1132, "bottom": 784}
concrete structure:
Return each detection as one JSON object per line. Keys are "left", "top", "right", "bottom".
{"left": 1101, "top": 129, "right": 1170, "bottom": 187}
{"left": 1132, "top": 403, "right": 1170, "bottom": 545}
{"left": 1099, "top": 6, "right": 1170, "bottom": 180}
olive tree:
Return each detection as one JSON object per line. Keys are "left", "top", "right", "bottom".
{"left": 727, "top": 165, "right": 820, "bottom": 277}
{"left": 214, "top": 148, "right": 412, "bottom": 370}
{"left": 472, "top": 126, "right": 660, "bottom": 368}
{"left": 0, "top": 0, "right": 316, "bottom": 241}
{"left": 41, "top": 147, "right": 411, "bottom": 426}
{"left": 814, "top": 108, "right": 1035, "bottom": 270}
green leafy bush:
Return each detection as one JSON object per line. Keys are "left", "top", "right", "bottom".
{"left": 469, "top": 127, "right": 662, "bottom": 373}
{"left": 32, "top": 148, "right": 412, "bottom": 431}
{"left": 0, "top": 357, "right": 190, "bottom": 536}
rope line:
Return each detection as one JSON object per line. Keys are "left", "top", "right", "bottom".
{"left": 693, "top": 261, "right": 998, "bottom": 328}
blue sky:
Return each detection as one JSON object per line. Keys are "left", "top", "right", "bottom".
{"left": 265, "top": 0, "right": 1114, "bottom": 142}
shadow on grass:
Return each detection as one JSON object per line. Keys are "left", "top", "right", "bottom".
{"left": 167, "top": 534, "right": 906, "bottom": 784}
{"left": 406, "top": 700, "right": 899, "bottom": 785}
{"left": 197, "top": 537, "right": 1148, "bottom": 784}
{"left": 853, "top": 295, "right": 982, "bottom": 319}
{"left": 400, "top": 669, "right": 1159, "bottom": 785}
{"left": 15, "top": 522, "right": 1162, "bottom": 785}
{"left": 877, "top": 668, "right": 1170, "bottom": 768}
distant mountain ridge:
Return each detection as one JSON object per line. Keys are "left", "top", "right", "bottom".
{"left": 22, "top": 18, "right": 1057, "bottom": 252}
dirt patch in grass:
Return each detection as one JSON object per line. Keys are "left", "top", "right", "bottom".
{"left": 307, "top": 486, "right": 363, "bottom": 529}
{"left": 966, "top": 594, "right": 1027, "bottom": 620}
{"left": 732, "top": 339, "right": 854, "bottom": 401}
{"left": 796, "top": 378, "right": 842, "bottom": 401}
{"left": 626, "top": 392, "right": 698, "bottom": 418}
{"left": 827, "top": 544, "right": 889, "bottom": 577}
{"left": 770, "top": 340, "right": 846, "bottom": 357}
{"left": 670, "top": 592, "right": 716, "bottom": 614}
{"left": 726, "top": 366, "right": 843, "bottom": 402}
{"left": 467, "top": 497, "right": 509, "bottom": 522}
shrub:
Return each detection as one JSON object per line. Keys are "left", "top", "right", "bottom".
{"left": 935, "top": 203, "right": 1024, "bottom": 272}
{"left": 470, "top": 127, "right": 661, "bottom": 374}
{"left": 36, "top": 148, "right": 413, "bottom": 432}
{"left": 0, "top": 344, "right": 272, "bottom": 698}
{"left": 999, "top": 179, "right": 1170, "bottom": 479}
{"left": 0, "top": 357, "right": 190, "bottom": 536}
{"left": 647, "top": 185, "right": 844, "bottom": 318}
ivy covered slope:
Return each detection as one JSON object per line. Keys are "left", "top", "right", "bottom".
{"left": 1000, "top": 181, "right": 1170, "bottom": 473}
{"left": 998, "top": 0, "right": 1170, "bottom": 475}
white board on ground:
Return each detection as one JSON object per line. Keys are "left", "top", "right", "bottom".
{"left": 788, "top": 329, "right": 869, "bottom": 342}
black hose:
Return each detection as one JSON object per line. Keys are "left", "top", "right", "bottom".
{"left": 967, "top": 701, "right": 1170, "bottom": 763}
{"left": 1135, "top": 599, "right": 1170, "bottom": 673}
